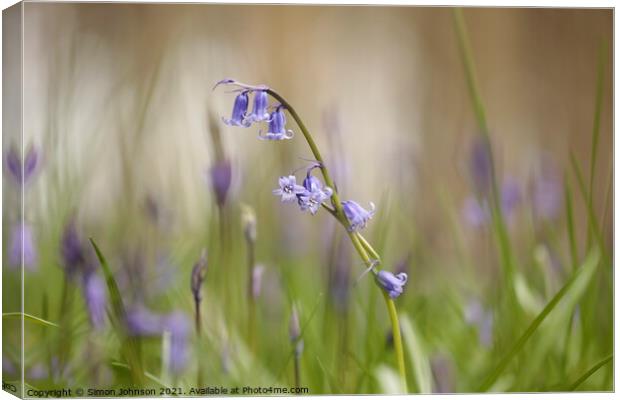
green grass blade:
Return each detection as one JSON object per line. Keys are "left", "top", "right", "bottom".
{"left": 478, "top": 249, "right": 600, "bottom": 391}
{"left": 564, "top": 178, "right": 578, "bottom": 270}
{"left": 89, "top": 238, "right": 144, "bottom": 384}
{"left": 2, "top": 312, "right": 59, "bottom": 328}
{"left": 587, "top": 41, "right": 606, "bottom": 236}
{"left": 569, "top": 354, "right": 612, "bottom": 390}
{"left": 569, "top": 153, "right": 606, "bottom": 260}
{"left": 400, "top": 315, "right": 432, "bottom": 393}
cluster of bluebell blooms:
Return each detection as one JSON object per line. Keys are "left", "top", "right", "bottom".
{"left": 218, "top": 80, "right": 406, "bottom": 299}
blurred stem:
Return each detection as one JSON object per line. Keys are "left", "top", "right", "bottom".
{"left": 269, "top": 89, "right": 407, "bottom": 393}
{"left": 569, "top": 354, "right": 612, "bottom": 390}
{"left": 246, "top": 237, "right": 257, "bottom": 353}
{"left": 453, "top": 8, "right": 518, "bottom": 309}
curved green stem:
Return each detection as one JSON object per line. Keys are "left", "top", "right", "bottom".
{"left": 268, "top": 89, "right": 408, "bottom": 393}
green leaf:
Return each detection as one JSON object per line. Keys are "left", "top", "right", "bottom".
{"left": 478, "top": 249, "right": 600, "bottom": 391}
{"left": 400, "top": 315, "right": 433, "bottom": 393}
{"left": 569, "top": 354, "right": 612, "bottom": 390}
{"left": 2, "top": 312, "right": 59, "bottom": 328}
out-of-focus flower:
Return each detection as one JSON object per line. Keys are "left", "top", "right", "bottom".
{"left": 3, "top": 356, "right": 16, "bottom": 376}
{"left": 501, "top": 177, "right": 521, "bottom": 217}
{"left": 469, "top": 136, "right": 493, "bottom": 194}
{"left": 9, "top": 222, "right": 37, "bottom": 271}
{"left": 251, "top": 264, "right": 264, "bottom": 300}
{"left": 27, "top": 364, "right": 48, "bottom": 381}
{"left": 5, "top": 145, "right": 39, "bottom": 186}
{"left": 163, "top": 312, "right": 190, "bottom": 373}
{"left": 82, "top": 273, "right": 107, "bottom": 329}
{"left": 532, "top": 159, "right": 562, "bottom": 221}
{"left": 125, "top": 306, "right": 164, "bottom": 336}
{"left": 375, "top": 270, "right": 408, "bottom": 299}
{"left": 464, "top": 299, "right": 493, "bottom": 347}
{"left": 209, "top": 160, "right": 232, "bottom": 208}
{"left": 273, "top": 175, "right": 305, "bottom": 203}
{"left": 259, "top": 106, "right": 293, "bottom": 141}
{"left": 61, "top": 219, "right": 86, "bottom": 276}
{"left": 462, "top": 197, "right": 489, "bottom": 228}
{"left": 297, "top": 173, "right": 333, "bottom": 215}
{"left": 342, "top": 200, "right": 376, "bottom": 232}
{"left": 190, "top": 251, "right": 208, "bottom": 304}
{"left": 222, "top": 91, "right": 251, "bottom": 127}
{"left": 247, "top": 90, "right": 270, "bottom": 123}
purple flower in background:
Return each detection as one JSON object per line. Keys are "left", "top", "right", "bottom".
{"left": 375, "top": 270, "right": 408, "bottom": 299}
{"left": 462, "top": 196, "right": 489, "bottom": 228}
{"left": 464, "top": 299, "right": 493, "bottom": 347}
{"left": 247, "top": 90, "right": 270, "bottom": 123}
{"left": 61, "top": 219, "right": 86, "bottom": 276}
{"left": 259, "top": 106, "right": 293, "bottom": 140}
{"left": 469, "top": 136, "right": 493, "bottom": 194}
{"left": 9, "top": 222, "right": 37, "bottom": 271}
{"left": 163, "top": 312, "right": 190, "bottom": 373}
{"left": 532, "top": 159, "right": 562, "bottom": 220}
{"left": 209, "top": 160, "right": 232, "bottom": 207}
{"left": 125, "top": 306, "right": 164, "bottom": 336}
{"left": 273, "top": 175, "right": 305, "bottom": 203}
{"left": 501, "top": 177, "right": 521, "bottom": 217}
{"left": 342, "top": 200, "right": 376, "bottom": 231}
{"left": 5, "top": 146, "right": 39, "bottom": 186}
{"left": 82, "top": 273, "right": 107, "bottom": 329}
{"left": 223, "top": 90, "right": 251, "bottom": 127}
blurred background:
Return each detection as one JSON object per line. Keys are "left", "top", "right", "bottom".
{"left": 2, "top": 4, "right": 613, "bottom": 394}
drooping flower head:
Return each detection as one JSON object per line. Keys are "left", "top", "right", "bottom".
{"left": 297, "top": 171, "right": 333, "bottom": 215}
{"left": 247, "top": 90, "right": 270, "bottom": 123}
{"left": 82, "top": 272, "right": 107, "bottom": 329}
{"left": 273, "top": 175, "right": 305, "bottom": 203}
{"left": 9, "top": 222, "right": 37, "bottom": 271}
{"left": 375, "top": 270, "right": 408, "bottom": 299}
{"left": 342, "top": 200, "right": 376, "bottom": 231}
{"left": 259, "top": 106, "right": 293, "bottom": 141}
{"left": 222, "top": 90, "right": 251, "bottom": 127}
{"left": 209, "top": 159, "right": 232, "bottom": 208}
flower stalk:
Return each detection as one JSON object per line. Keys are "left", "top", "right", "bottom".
{"left": 215, "top": 79, "right": 408, "bottom": 393}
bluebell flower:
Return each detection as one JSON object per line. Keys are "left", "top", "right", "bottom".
{"left": 297, "top": 174, "right": 333, "bottom": 215}
{"left": 5, "top": 145, "right": 39, "bottom": 186}
{"left": 259, "top": 106, "right": 293, "bottom": 140}
{"left": 375, "top": 270, "right": 408, "bottom": 299}
{"left": 126, "top": 306, "right": 164, "bottom": 336}
{"left": 247, "top": 90, "right": 270, "bottom": 123}
{"left": 501, "top": 177, "right": 521, "bottom": 216}
{"left": 222, "top": 91, "right": 251, "bottom": 127}
{"left": 209, "top": 160, "right": 232, "bottom": 207}
{"left": 273, "top": 175, "right": 305, "bottom": 203}
{"left": 163, "top": 312, "right": 190, "bottom": 374}
{"left": 82, "top": 273, "right": 107, "bottom": 329}
{"left": 9, "top": 222, "right": 37, "bottom": 271}
{"left": 342, "top": 200, "right": 376, "bottom": 231}
{"left": 469, "top": 136, "right": 492, "bottom": 194}
{"left": 61, "top": 219, "right": 86, "bottom": 277}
